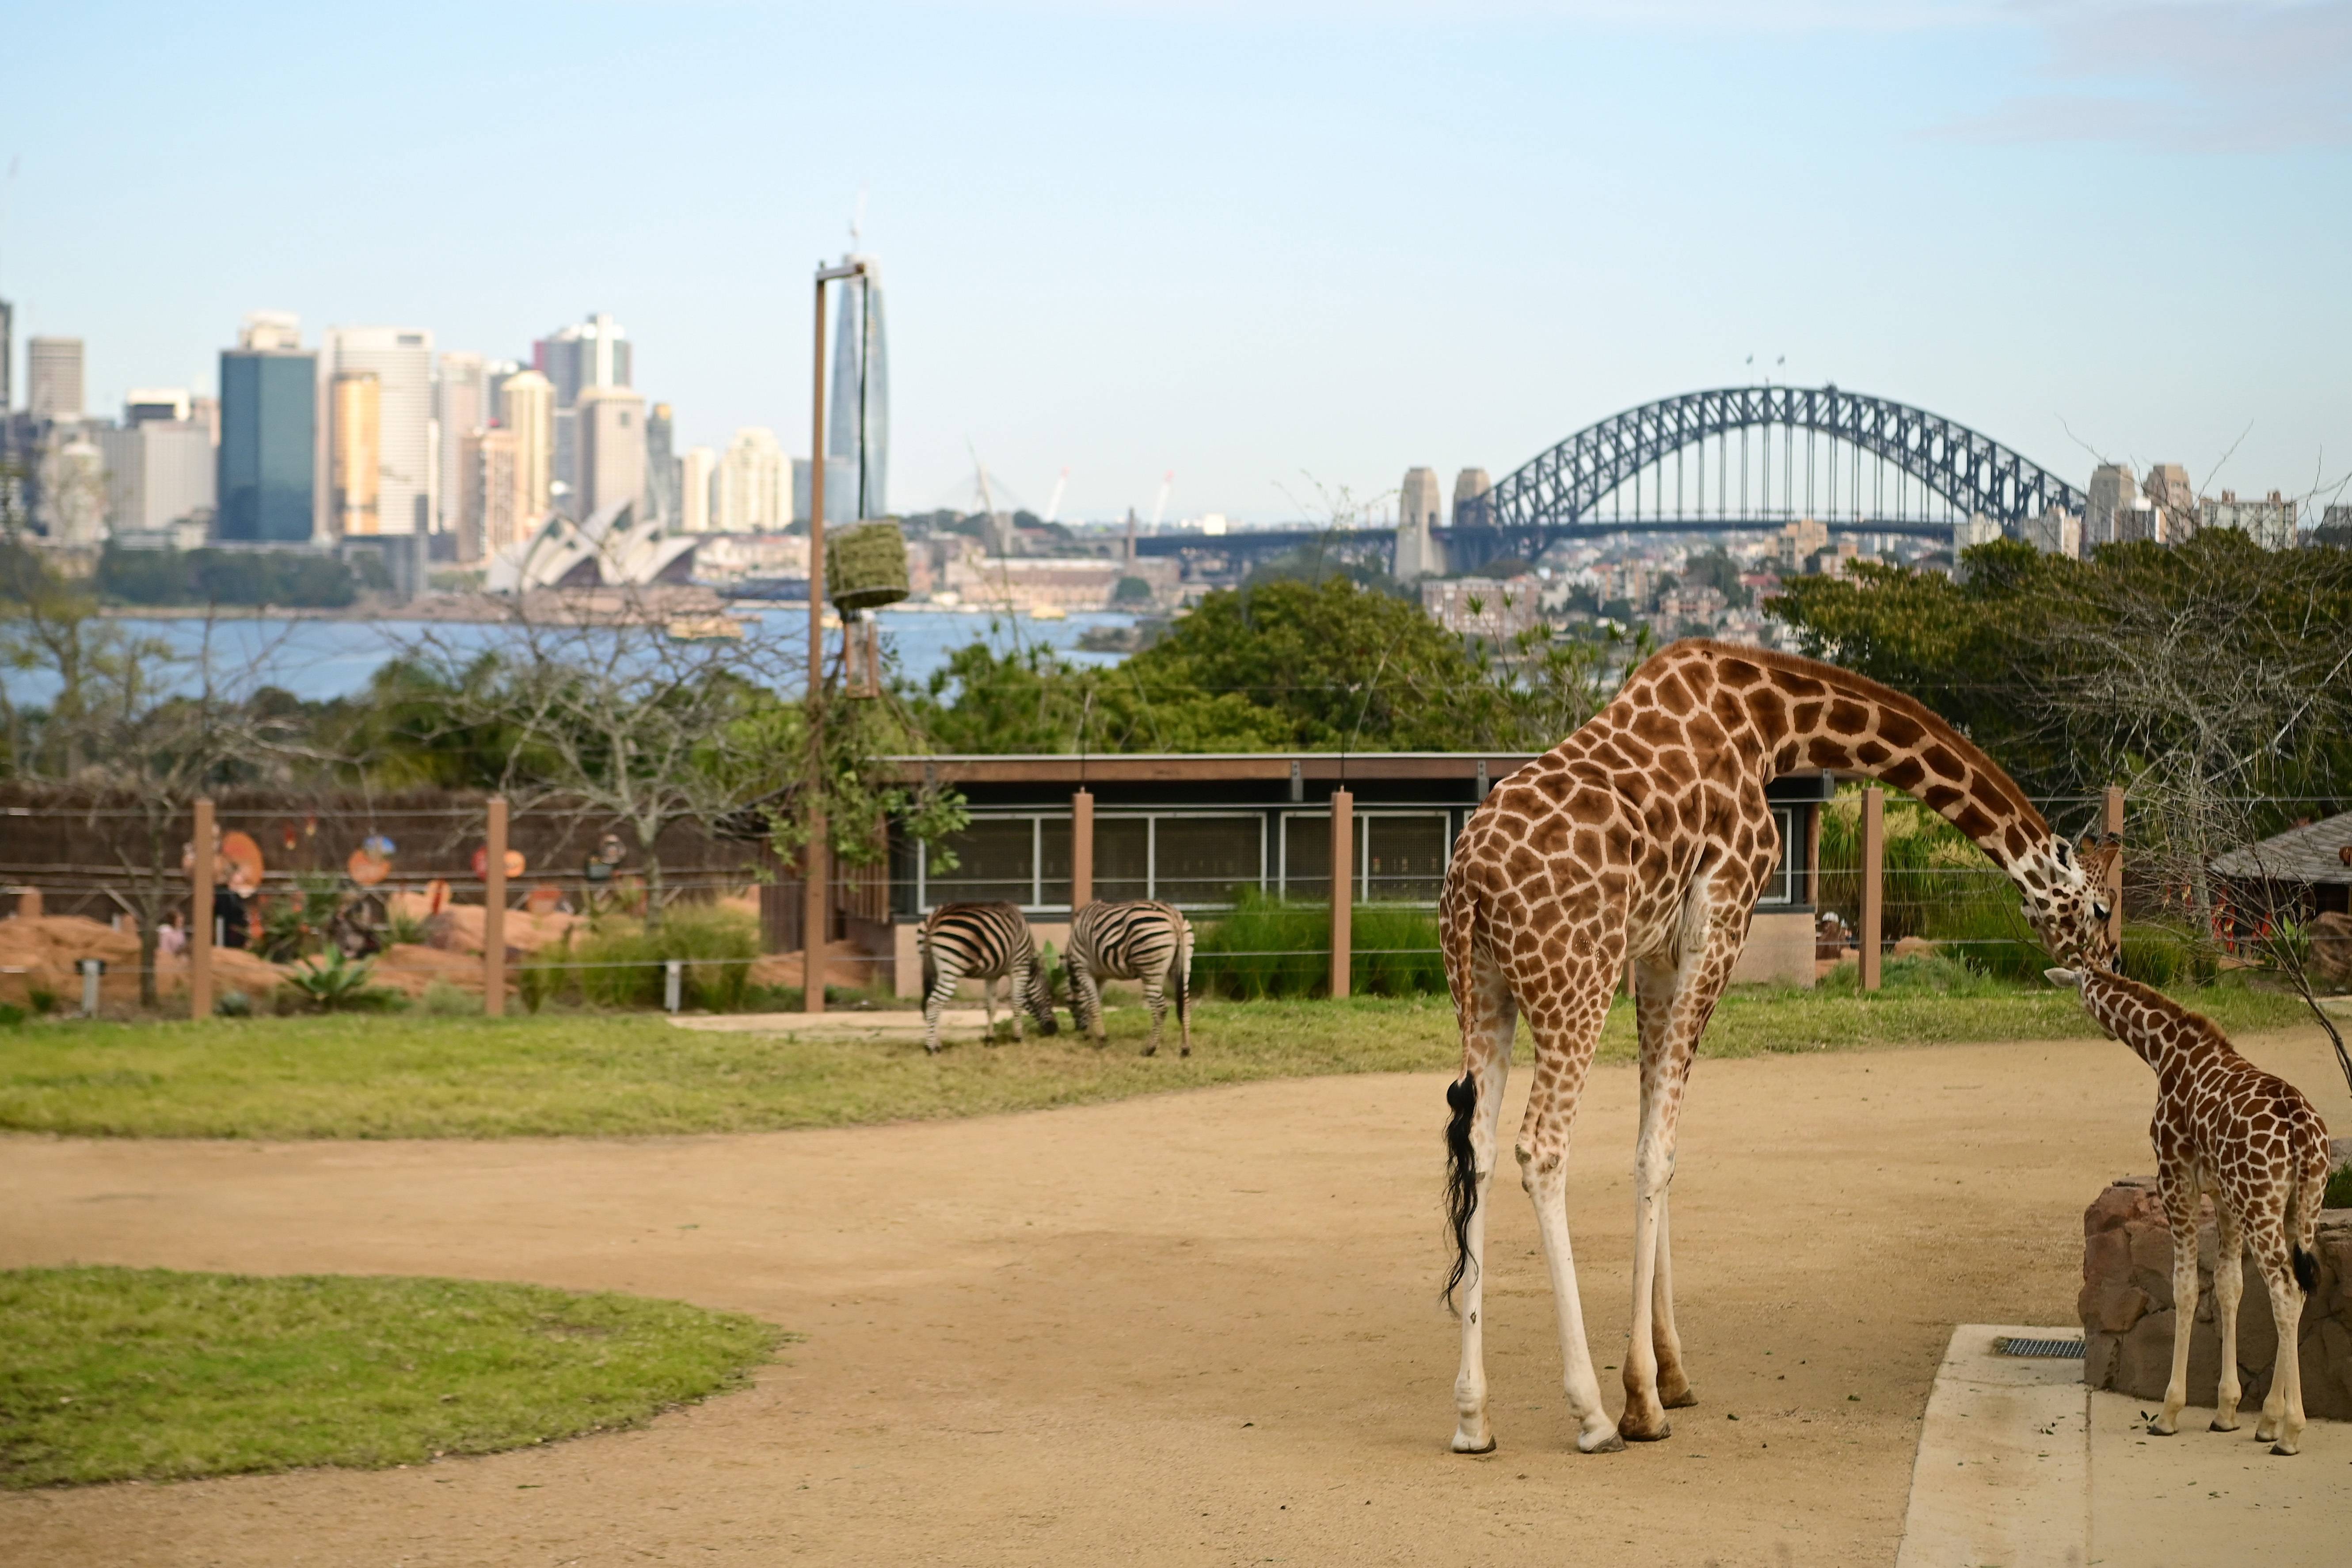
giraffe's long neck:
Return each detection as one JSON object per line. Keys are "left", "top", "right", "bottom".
{"left": 2081, "top": 969, "right": 2217, "bottom": 1077}
{"left": 1707, "top": 643, "right": 2049, "bottom": 876}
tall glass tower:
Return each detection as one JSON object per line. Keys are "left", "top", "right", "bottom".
{"left": 826, "top": 258, "right": 887, "bottom": 520}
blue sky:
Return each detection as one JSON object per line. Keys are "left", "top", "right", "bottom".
{"left": 5, "top": 1, "right": 2347, "bottom": 521}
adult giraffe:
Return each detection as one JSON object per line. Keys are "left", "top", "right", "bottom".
{"left": 1439, "top": 639, "right": 2114, "bottom": 1455}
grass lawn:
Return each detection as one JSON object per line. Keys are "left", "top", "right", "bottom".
{"left": 0, "top": 1267, "right": 782, "bottom": 1488}
{"left": 0, "top": 976, "right": 2322, "bottom": 1141}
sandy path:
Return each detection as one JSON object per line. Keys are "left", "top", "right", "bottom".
{"left": 5, "top": 1027, "right": 2347, "bottom": 1567}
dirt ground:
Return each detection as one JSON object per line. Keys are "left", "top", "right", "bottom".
{"left": 6, "top": 1025, "right": 2348, "bottom": 1567}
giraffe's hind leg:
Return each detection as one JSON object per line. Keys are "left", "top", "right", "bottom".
{"left": 1448, "top": 946, "right": 1514, "bottom": 1455}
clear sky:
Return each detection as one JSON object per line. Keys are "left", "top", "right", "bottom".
{"left": 5, "top": 1, "right": 2347, "bottom": 522}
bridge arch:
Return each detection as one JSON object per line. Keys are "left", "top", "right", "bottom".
{"left": 1447, "top": 384, "right": 2086, "bottom": 560}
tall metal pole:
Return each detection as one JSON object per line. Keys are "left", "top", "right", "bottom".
{"left": 805, "top": 268, "right": 833, "bottom": 1014}
{"left": 1859, "top": 787, "right": 1884, "bottom": 993}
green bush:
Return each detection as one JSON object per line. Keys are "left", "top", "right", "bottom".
{"left": 2117, "top": 921, "right": 2219, "bottom": 990}
{"left": 418, "top": 979, "right": 479, "bottom": 1016}
{"left": 1193, "top": 891, "right": 1444, "bottom": 999}
{"left": 0, "top": 1002, "right": 25, "bottom": 1029}
{"left": 276, "top": 950, "right": 403, "bottom": 1014}
{"left": 2327, "top": 1164, "right": 2352, "bottom": 1211}
{"left": 562, "top": 904, "right": 758, "bottom": 1012}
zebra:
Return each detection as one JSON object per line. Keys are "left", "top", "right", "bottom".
{"left": 915, "top": 901, "right": 1058, "bottom": 1054}
{"left": 1067, "top": 899, "right": 1195, "bottom": 1057}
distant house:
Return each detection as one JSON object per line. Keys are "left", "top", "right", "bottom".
{"left": 2211, "top": 811, "right": 2352, "bottom": 917}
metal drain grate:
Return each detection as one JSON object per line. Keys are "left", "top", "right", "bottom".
{"left": 1996, "top": 1336, "right": 2085, "bottom": 1359}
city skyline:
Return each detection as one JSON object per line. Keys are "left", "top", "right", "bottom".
{"left": 2, "top": 2, "right": 2347, "bottom": 522}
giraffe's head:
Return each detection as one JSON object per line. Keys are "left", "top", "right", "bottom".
{"left": 2018, "top": 831, "right": 2118, "bottom": 970}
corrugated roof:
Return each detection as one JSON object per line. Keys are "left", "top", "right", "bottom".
{"left": 2211, "top": 811, "right": 2352, "bottom": 885}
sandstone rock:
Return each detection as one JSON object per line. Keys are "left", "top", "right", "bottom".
{"left": 2085, "top": 1280, "right": 2153, "bottom": 1333}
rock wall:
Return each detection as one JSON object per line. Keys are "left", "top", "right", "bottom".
{"left": 2082, "top": 1154, "right": 2352, "bottom": 1418}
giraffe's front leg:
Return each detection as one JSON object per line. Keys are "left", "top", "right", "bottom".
{"left": 2153, "top": 1169, "right": 2201, "bottom": 1435}
{"left": 2211, "top": 1203, "right": 2245, "bottom": 1433}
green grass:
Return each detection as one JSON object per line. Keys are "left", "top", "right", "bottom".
{"left": 0, "top": 1266, "right": 782, "bottom": 1489}
{"left": 0, "top": 980, "right": 2323, "bottom": 1140}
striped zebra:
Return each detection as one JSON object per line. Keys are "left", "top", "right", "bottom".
{"left": 916, "top": 901, "right": 1058, "bottom": 1054}
{"left": 1067, "top": 899, "right": 1195, "bottom": 1057}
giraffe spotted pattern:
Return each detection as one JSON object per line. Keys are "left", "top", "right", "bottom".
{"left": 2051, "top": 963, "right": 2331, "bottom": 1455}
{"left": 1439, "top": 639, "right": 2114, "bottom": 1455}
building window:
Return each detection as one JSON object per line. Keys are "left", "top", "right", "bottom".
{"left": 1365, "top": 813, "right": 1450, "bottom": 902}
{"left": 1757, "top": 805, "right": 1800, "bottom": 906}
{"left": 921, "top": 815, "right": 1070, "bottom": 909}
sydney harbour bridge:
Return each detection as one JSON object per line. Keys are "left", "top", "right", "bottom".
{"left": 1133, "top": 384, "right": 2087, "bottom": 575}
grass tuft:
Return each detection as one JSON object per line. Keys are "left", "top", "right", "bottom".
{"left": 0, "top": 1266, "right": 783, "bottom": 1489}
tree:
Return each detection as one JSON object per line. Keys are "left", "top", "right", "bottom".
{"left": 915, "top": 575, "right": 1644, "bottom": 755}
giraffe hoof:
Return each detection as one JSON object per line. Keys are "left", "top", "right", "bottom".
{"left": 1617, "top": 1415, "right": 1671, "bottom": 1443}
{"left": 1578, "top": 1429, "right": 1627, "bottom": 1455}
{"left": 2146, "top": 1422, "right": 2177, "bottom": 1437}
{"left": 1450, "top": 1435, "right": 1496, "bottom": 1455}
{"left": 2209, "top": 1419, "right": 2238, "bottom": 1433}
{"left": 2270, "top": 1441, "right": 2300, "bottom": 1457}
{"left": 1661, "top": 1385, "right": 1698, "bottom": 1411}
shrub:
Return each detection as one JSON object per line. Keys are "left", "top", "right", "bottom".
{"left": 277, "top": 950, "right": 403, "bottom": 1013}
{"left": 563, "top": 904, "right": 758, "bottom": 1012}
{"left": 2117, "top": 921, "right": 2219, "bottom": 990}
{"left": 26, "top": 985, "right": 60, "bottom": 1016}
{"left": 213, "top": 990, "right": 253, "bottom": 1018}
{"left": 418, "top": 979, "right": 479, "bottom": 1016}
{"left": 2327, "top": 1163, "right": 2352, "bottom": 1211}
{"left": 0, "top": 1002, "right": 25, "bottom": 1028}
{"left": 1193, "top": 891, "right": 1444, "bottom": 999}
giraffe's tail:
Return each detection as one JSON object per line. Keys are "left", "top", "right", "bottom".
{"left": 2290, "top": 1140, "right": 2328, "bottom": 1295}
{"left": 1441, "top": 1072, "right": 1479, "bottom": 1315}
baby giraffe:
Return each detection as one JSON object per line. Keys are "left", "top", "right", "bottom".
{"left": 2048, "top": 963, "right": 2331, "bottom": 1455}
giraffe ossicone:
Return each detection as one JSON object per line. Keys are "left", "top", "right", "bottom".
{"left": 1440, "top": 639, "right": 2112, "bottom": 1455}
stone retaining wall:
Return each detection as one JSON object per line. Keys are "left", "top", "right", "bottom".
{"left": 2082, "top": 1149, "right": 2352, "bottom": 1417}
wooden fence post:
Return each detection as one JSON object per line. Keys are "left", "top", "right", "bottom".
{"left": 2103, "top": 784, "right": 2126, "bottom": 951}
{"left": 190, "top": 798, "right": 215, "bottom": 1020}
{"left": 1329, "top": 788, "right": 1354, "bottom": 1000}
{"left": 1070, "top": 789, "right": 1094, "bottom": 912}
{"left": 483, "top": 796, "right": 508, "bottom": 1018}
{"left": 802, "top": 811, "right": 827, "bottom": 1013}
{"left": 1859, "top": 787, "right": 1884, "bottom": 993}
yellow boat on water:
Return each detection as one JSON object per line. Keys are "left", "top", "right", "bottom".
{"left": 1028, "top": 604, "right": 1068, "bottom": 621}
{"left": 666, "top": 614, "right": 746, "bottom": 642}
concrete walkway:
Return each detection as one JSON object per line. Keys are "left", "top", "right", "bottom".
{"left": 1899, "top": 1325, "right": 2352, "bottom": 1567}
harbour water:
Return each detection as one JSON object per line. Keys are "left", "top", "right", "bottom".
{"left": 8, "top": 606, "right": 1140, "bottom": 707}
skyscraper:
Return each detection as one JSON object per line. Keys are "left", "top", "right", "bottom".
{"left": 331, "top": 371, "right": 382, "bottom": 536}
{"left": 0, "top": 298, "right": 12, "bottom": 412}
{"left": 717, "top": 427, "right": 786, "bottom": 532}
{"left": 98, "top": 418, "right": 215, "bottom": 537}
{"left": 499, "top": 370, "right": 555, "bottom": 522}
{"left": 646, "top": 403, "right": 679, "bottom": 528}
{"left": 437, "top": 350, "right": 488, "bottom": 539}
{"left": 575, "top": 385, "right": 647, "bottom": 520}
{"left": 217, "top": 316, "right": 319, "bottom": 544}
{"left": 826, "top": 260, "right": 888, "bottom": 518}
{"left": 533, "top": 312, "right": 629, "bottom": 518}
{"left": 2084, "top": 463, "right": 2138, "bottom": 549}
{"left": 324, "top": 327, "right": 434, "bottom": 535}
{"left": 27, "top": 337, "right": 84, "bottom": 420}
{"left": 462, "top": 426, "right": 530, "bottom": 563}
{"left": 680, "top": 445, "right": 715, "bottom": 534}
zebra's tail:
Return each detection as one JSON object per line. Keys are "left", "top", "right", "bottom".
{"left": 919, "top": 925, "right": 936, "bottom": 1001}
